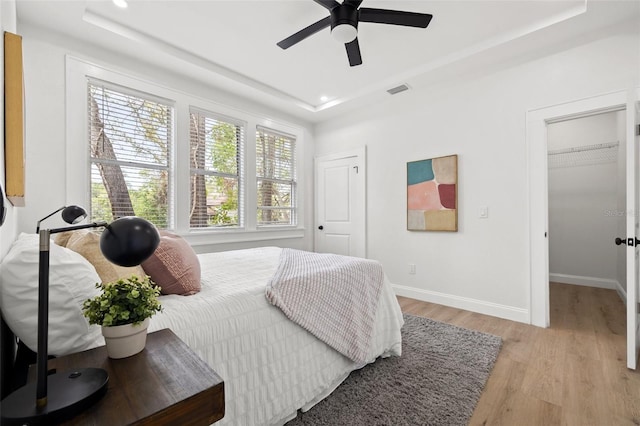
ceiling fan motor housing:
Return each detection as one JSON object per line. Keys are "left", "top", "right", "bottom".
{"left": 330, "top": 4, "right": 359, "bottom": 31}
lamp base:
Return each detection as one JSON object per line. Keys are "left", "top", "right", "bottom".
{"left": 1, "top": 368, "right": 108, "bottom": 425}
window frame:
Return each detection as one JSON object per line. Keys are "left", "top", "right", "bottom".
{"left": 255, "top": 125, "right": 297, "bottom": 227}
{"left": 66, "top": 56, "right": 305, "bottom": 246}
{"left": 188, "top": 107, "right": 246, "bottom": 230}
{"left": 87, "top": 79, "right": 174, "bottom": 228}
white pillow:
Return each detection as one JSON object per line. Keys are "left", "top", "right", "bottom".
{"left": 0, "top": 233, "right": 104, "bottom": 356}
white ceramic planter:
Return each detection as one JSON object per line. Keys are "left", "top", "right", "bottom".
{"left": 101, "top": 318, "right": 150, "bottom": 359}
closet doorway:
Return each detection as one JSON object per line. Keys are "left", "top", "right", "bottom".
{"left": 527, "top": 89, "right": 640, "bottom": 369}
{"left": 547, "top": 110, "right": 627, "bottom": 299}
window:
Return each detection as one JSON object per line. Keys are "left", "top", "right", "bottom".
{"left": 256, "top": 126, "right": 296, "bottom": 226}
{"left": 189, "top": 109, "right": 244, "bottom": 228}
{"left": 72, "top": 58, "right": 304, "bottom": 243}
{"left": 88, "top": 82, "right": 172, "bottom": 228}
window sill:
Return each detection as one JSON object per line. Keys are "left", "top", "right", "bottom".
{"left": 177, "top": 227, "right": 305, "bottom": 247}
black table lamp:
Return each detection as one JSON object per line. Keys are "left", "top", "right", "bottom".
{"left": 1, "top": 205, "right": 160, "bottom": 425}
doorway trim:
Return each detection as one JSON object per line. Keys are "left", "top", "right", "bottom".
{"left": 527, "top": 90, "right": 628, "bottom": 327}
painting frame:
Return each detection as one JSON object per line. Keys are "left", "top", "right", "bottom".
{"left": 407, "top": 154, "right": 458, "bottom": 232}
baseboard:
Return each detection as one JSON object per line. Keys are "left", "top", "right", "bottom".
{"left": 549, "top": 273, "right": 617, "bottom": 290}
{"left": 392, "top": 284, "right": 529, "bottom": 324}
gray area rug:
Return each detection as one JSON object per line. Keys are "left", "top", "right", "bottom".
{"left": 286, "top": 313, "right": 502, "bottom": 426}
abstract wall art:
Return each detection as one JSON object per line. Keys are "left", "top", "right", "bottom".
{"left": 407, "top": 154, "right": 458, "bottom": 231}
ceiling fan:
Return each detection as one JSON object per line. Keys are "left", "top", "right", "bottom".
{"left": 277, "top": 0, "right": 433, "bottom": 67}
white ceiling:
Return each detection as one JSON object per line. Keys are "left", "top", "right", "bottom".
{"left": 15, "top": 0, "right": 640, "bottom": 123}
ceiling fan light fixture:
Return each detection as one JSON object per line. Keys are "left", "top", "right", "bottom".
{"left": 331, "top": 24, "right": 357, "bottom": 44}
{"left": 277, "top": 0, "right": 433, "bottom": 66}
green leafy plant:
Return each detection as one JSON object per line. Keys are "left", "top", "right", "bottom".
{"left": 83, "top": 275, "right": 162, "bottom": 327}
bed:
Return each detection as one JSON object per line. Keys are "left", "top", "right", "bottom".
{"left": 0, "top": 235, "right": 404, "bottom": 425}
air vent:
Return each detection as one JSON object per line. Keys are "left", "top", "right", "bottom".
{"left": 387, "top": 84, "right": 409, "bottom": 95}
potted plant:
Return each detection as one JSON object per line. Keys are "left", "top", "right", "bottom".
{"left": 83, "top": 275, "right": 162, "bottom": 359}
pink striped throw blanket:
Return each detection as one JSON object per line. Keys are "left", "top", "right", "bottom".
{"left": 265, "top": 248, "right": 384, "bottom": 363}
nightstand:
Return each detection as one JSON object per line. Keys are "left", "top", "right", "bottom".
{"left": 41, "top": 328, "right": 224, "bottom": 425}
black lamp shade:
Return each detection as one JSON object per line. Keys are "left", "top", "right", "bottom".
{"left": 100, "top": 217, "right": 160, "bottom": 267}
{"left": 61, "top": 205, "right": 87, "bottom": 224}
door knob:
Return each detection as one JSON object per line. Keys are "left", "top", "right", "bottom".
{"left": 318, "top": 226, "right": 324, "bottom": 230}
{"left": 615, "top": 237, "right": 640, "bottom": 246}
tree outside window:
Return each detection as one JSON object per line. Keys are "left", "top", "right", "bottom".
{"left": 89, "top": 83, "right": 171, "bottom": 228}
{"left": 256, "top": 127, "right": 296, "bottom": 226}
{"left": 189, "top": 110, "right": 243, "bottom": 228}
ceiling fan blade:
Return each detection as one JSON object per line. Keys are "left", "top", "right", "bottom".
{"left": 343, "top": 0, "right": 364, "bottom": 8}
{"left": 359, "top": 8, "right": 433, "bottom": 28}
{"left": 313, "top": 0, "right": 340, "bottom": 11}
{"left": 345, "top": 38, "right": 362, "bottom": 67}
{"left": 277, "top": 16, "right": 331, "bottom": 49}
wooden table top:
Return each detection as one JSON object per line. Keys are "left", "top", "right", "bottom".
{"left": 46, "top": 328, "right": 224, "bottom": 426}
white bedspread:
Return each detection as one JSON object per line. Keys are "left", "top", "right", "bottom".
{"left": 146, "top": 247, "right": 404, "bottom": 426}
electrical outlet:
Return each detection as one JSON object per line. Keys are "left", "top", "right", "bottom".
{"left": 409, "top": 264, "right": 416, "bottom": 275}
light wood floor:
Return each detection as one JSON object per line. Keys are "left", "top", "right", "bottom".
{"left": 398, "top": 283, "right": 640, "bottom": 426}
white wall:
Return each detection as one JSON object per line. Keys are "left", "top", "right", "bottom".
{"left": 547, "top": 112, "right": 623, "bottom": 289}
{"left": 315, "top": 24, "right": 639, "bottom": 323}
{"left": 0, "top": 0, "right": 19, "bottom": 260}
{"left": 17, "top": 24, "right": 315, "bottom": 253}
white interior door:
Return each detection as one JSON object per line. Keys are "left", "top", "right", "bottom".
{"left": 315, "top": 148, "right": 366, "bottom": 257}
{"left": 626, "top": 93, "right": 640, "bottom": 370}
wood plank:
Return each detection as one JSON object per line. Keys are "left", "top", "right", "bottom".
{"left": 561, "top": 353, "right": 611, "bottom": 425}
{"left": 520, "top": 327, "right": 566, "bottom": 406}
{"left": 4, "top": 31, "right": 25, "bottom": 206}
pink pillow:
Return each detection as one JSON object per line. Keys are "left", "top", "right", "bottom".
{"left": 141, "top": 231, "right": 201, "bottom": 295}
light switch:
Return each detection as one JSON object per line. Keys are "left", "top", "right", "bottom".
{"left": 479, "top": 206, "right": 489, "bottom": 219}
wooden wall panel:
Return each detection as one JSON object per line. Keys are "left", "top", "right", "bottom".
{"left": 4, "top": 31, "right": 25, "bottom": 207}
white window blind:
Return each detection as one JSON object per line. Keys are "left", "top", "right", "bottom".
{"left": 189, "top": 109, "right": 244, "bottom": 228}
{"left": 88, "top": 81, "right": 172, "bottom": 228}
{"left": 256, "top": 126, "right": 296, "bottom": 226}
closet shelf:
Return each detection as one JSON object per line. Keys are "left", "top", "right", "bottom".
{"left": 548, "top": 141, "right": 619, "bottom": 169}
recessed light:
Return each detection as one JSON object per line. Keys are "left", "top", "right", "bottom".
{"left": 320, "top": 96, "right": 329, "bottom": 102}
{"left": 113, "top": 0, "right": 128, "bottom": 8}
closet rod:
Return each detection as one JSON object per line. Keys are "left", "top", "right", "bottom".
{"left": 548, "top": 141, "right": 618, "bottom": 156}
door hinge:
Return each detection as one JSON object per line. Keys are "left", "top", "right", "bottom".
{"left": 637, "top": 124, "right": 640, "bottom": 136}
